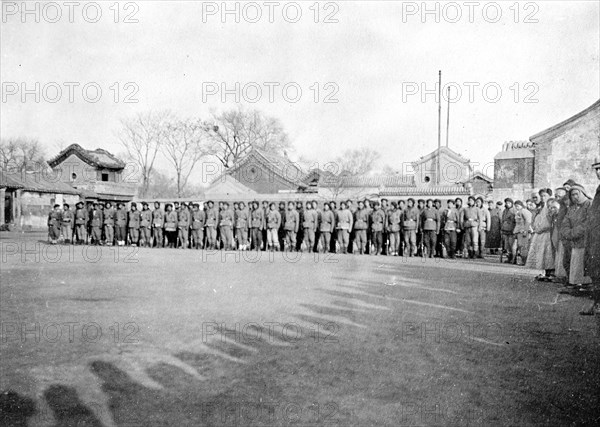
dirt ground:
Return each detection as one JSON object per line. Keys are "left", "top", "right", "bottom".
{"left": 1, "top": 231, "right": 599, "bottom": 426}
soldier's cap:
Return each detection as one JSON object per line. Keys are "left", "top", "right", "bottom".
{"left": 154, "top": 201, "right": 161, "bottom": 205}
{"left": 206, "top": 200, "right": 214, "bottom": 205}
{"left": 496, "top": 201, "right": 503, "bottom": 206}
{"left": 222, "top": 201, "right": 229, "bottom": 206}
{"left": 131, "top": 202, "right": 137, "bottom": 208}
{"left": 174, "top": 201, "right": 180, "bottom": 205}
{"left": 476, "top": 196, "right": 484, "bottom": 203}
{"left": 563, "top": 179, "right": 577, "bottom": 187}
{"left": 467, "top": 196, "right": 476, "bottom": 202}
{"left": 454, "top": 197, "right": 462, "bottom": 203}
{"left": 54, "top": 204, "right": 61, "bottom": 208}
{"left": 407, "top": 198, "right": 415, "bottom": 204}
{"left": 447, "top": 199, "right": 455, "bottom": 204}
{"left": 142, "top": 202, "right": 148, "bottom": 206}
{"left": 165, "top": 203, "right": 172, "bottom": 209}
{"left": 269, "top": 202, "right": 276, "bottom": 207}
{"left": 262, "top": 200, "right": 268, "bottom": 204}
{"left": 117, "top": 202, "right": 125, "bottom": 207}
{"left": 63, "top": 203, "right": 70, "bottom": 208}
{"left": 312, "top": 200, "right": 318, "bottom": 204}
{"left": 305, "top": 201, "right": 312, "bottom": 206}
{"left": 105, "top": 202, "right": 112, "bottom": 207}
{"left": 76, "top": 201, "right": 84, "bottom": 206}
{"left": 555, "top": 186, "right": 567, "bottom": 193}
{"left": 417, "top": 199, "right": 425, "bottom": 203}
{"left": 514, "top": 200, "right": 524, "bottom": 207}
{"left": 380, "top": 198, "right": 388, "bottom": 203}
{"left": 504, "top": 197, "right": 513, "bottom": 204}
{"left": 239, "top": 201, "right": 245, "bottom": 206}
{"left": 434, "top": 199, "right": 442, "bottom": 204}
{"left": 357, "top": 200, "right": 364, "bottom": 205}
{"left": 391, "top": 201, "right": 397, "bottom": 208}
{"left": 323, "top": 202, "right": 330, "bottom": 207}
{"left": 426, "top": 199, "right": 433, "bottom": 204}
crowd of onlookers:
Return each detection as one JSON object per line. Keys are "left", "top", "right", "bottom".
{"left": 47, "top": 161, "right": 600, "bottom": 314}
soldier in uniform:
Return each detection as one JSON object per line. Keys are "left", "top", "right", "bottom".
{"left": 190, "top": 203, "right": 206, "bottom": 249}
{"left": 370, "top": 201, "right": 386, "bottom": 255}
{"left": 335, "top": 201, "right": 353, "bottom": 254}
{"left": 284, "top": 201, "right": 299, "bottom": 252}
{"left": 74, "top": 201, "right": 88, "bottom": 244}
{"left": 319, "top": 202, "right": 334, "bottom": 253}
{"left": 61, "top": 203, "right": 74, "bottom": 244}
{"left": 261, "top": 200, "right": 269, "bottom": 250}
{"left": 235, "top": 201, "right": 250, "bottom": 250}
{"left": 454, "top": 198, "right": 465, "bottom": 257}
{"left": 152, "top": 202, "right": 164, "bottom": 248}
{"left": 278, "top": 201, "right": 287, "bottom": 252}
{"left": 266, "top": 202, "right": 281, "bottom": 251}
{"left": 114, "top": 202, "right": 127, "bottom": 246}
{"left": 513, "top": 200, "right": 532, "bottom": 265}
{"left": 164, "top": 204, "right": 177, "bottom": 248}
{"left": 476, "top": 197, "right": 491, "bottom": 259}
{"left": 420, "top": 199, "right": 440, "bottom": 258}
{"left": 442, "top": 199, "right": 460, "bottom": 259}
{"left": 90, "top": 202, "right": 103, "bottom": 245}
{"left": 177, "top": 202, "right": 190, "bottom": 249}
{"left": 434, "top": 199, "right": 444, "bottom": 257}
{"left": 128, "top": 202, "right": 141, "bottom": 246}
{"left": 295, "top": 201, "right": 304, "bottom": 252}
{"left": 329, "top": 201, "right": 338, "bottom": 253}
{"left": 461, "top": 196, "right": 480, "bottom": 259}
{"left": 380, "top": 199, "right": 389, "bottom": 255}
{"left": 139, "top": 202, "right": 152, "bottom": 247}
{"left": 219, "top": 201, "right": 234, "bottom": 250}
{"left": 397, "top": 199, "right": 406, "bottom": 256}
{"left": 416, "top": 199, "right": 426, "bottom": 256}
{"left": 364, "top": 200, "right": 372, "bottom": 254}
{"left": 500, "top": 198, "right": 517, "bottom": 263}
{"left": 205, "top": 201, "right": 218, "bottom": 250}
{"left": 353, "top": 200, "right": 369, "bottom": 255}
{"left": 103, "top": 202, "right": 115, "bottom": 246}
{"left": 48, "top": 204, "right": 61, "bottom": 244}
{"left": 312, "top": 200, "right": 322, "bottom": 253}
{"left": 302, "top": 201, "right": 318, "bottom": 253}
{"left": 249, "top": 201, "right": 264, "bottom": 251}
{"left": 387, "top": 202, "right": 402, "bottom": 256}
{"left": 402, "top": 198, "right": 420, "bottom": 257}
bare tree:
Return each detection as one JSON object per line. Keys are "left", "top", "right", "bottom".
{"left": 118, "top": 111, "right": 171, "bottom": 198}
{"left": 0, "top": 137, "right": 46, "bottom": 173}
{"left": 205, "top": 107, "right": 291, "bottom": 168}
{"left": 162, "top": 117, "right": 215, "bottom": 197}
{"left": 334, "top": 147, "right": 380, "bottom": 176}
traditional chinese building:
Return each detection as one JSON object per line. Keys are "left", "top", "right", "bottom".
{"left": 47, "top": 144, "right": 137, "bottom": 202}
{"left": 494, "top": 99, "right": 600, "bottom": 201}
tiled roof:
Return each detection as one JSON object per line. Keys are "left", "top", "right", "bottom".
{"left": 530, "top": 99, "right": 600, "bottom": 142}
{"left": 330, "top": 175, "right": 415, "bottom": 188}
{"left": 1, "top": 171, "right": 82, "bottom": 195}
{"left": 48, "top": 144, "right": 126, "bottom": 170}
{"left": 413, "top": 146, "right": 470, "bottom": 166}
{"left": 380, "top": 185, "right": 470, "bottom": 197}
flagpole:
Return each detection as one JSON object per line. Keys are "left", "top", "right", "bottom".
{"left": 437, "top": 70, "right": 442, "bottom": 184}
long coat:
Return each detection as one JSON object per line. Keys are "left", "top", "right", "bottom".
{"left": 585, "top": 184, "right": 600, "bottom": 280}
{"left": 486, "top": 207, "right": 502, "bottom": 248}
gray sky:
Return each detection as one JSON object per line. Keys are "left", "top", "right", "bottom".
{"left": 2, "top": 1, "right": 599, "bottom": 177}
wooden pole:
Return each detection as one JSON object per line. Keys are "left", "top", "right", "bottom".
{"left": 446, "top": 86, "right": 450, "bottom": 148}
{"left": 437, "top": 70, "right": 442, "bottom": 184}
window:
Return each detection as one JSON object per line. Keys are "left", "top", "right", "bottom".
{"left": 424, "top": 176, "right": 431, "bottom": 183}
{"left": 101, "top": 173, "right": 109, "bottom": 182}
{"left": 71, "top": 173, "right": 77, "bottom": 181}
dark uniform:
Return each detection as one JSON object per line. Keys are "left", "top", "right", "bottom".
{"left": 74, "top": 202, "right": 88, "bottom": 244}
{"left": 128, "top": 204, "right": 141, "bottom": 246}
{"left": 402, "top": 201, "right": 420, "bottom": 256}
{"left": 421, "top": 203, "right": 440, "bottom": 258}
{"left": 140, "top": 203, "right": 152, "bottom": 247}
{"left": 177, "top": 204, "right": 190, "bottom": 249}
{"left": 302, "top": 203, "right": 318, "bottom": 252}
{"left": 205, "top": 202, "right": 218, "bottom": 250}
{"left": 47, "top": 205, "right": 61, "bottom": 244}
{"left": 164, "top": 205, "right": 178, "bottom": 248}
{"left": 442, "top": 202, "right": 460, "bottom": 258}
{"left": 250, "top": 201, "right": 265, "bottom": 251}
{"left": 266, "top": 205, "right": 281, "bottom": 251}
{"left": 191, "top": 204, "right": 206, "bottom": 249}
{"left": 103, "top": 203, "right": 115, "bottom": 245}
{"left": 387, "top": 205, "right": 402, "bottom": 256}
{"left": 354, "top": 204, "right": 369, "bottom": 255}
{"left": 61, "top": 204, "right": 74, "bottom": 243}
{"left": 90, "top": 203, "right": 103, "bottom": 245}
{"left": 152, "top": 203, "right": 165, "bottom": 248}
{"left": 319, "top": 204, "right": 334, "bottom": 253}
{"left": 370, "top": 204, "right": 386, "bottom": 255}
{"left": 284, "top": 204, "right": 300, "bottom": 251}
{"left": 335, "top": 204, "right": 353, "bottom": 254}
{"left": 115, "top": 204, "right": 128, "bottom": 246}
{"left": 219, "top": 203, "right": 234, "bottom": 250}
{"left": 235, "top": 203, "right": 249, "bottom": 250}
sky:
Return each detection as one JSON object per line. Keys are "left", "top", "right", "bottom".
{"left": 1, "top": 1, "right": 599, "bottom": 179}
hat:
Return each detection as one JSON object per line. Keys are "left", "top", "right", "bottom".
{"left": 105, "top": 201, "right": 112, "bottom": 207}
{"left": 514, "top": 200, "right": 524, "bottom": 207}
{"left": 555, "top": 186, "right": 567, "bottom": 193}
{"left": 142, "top": 201, "right": 148, "bottom": 206}
{"left": 563, "top": 179, "right": 576, "bottom": 187}
{"left": 54, "top": 204, "right": 61, "bottom": 208}
{"left": 504, "top": 197, "right": 513, "bottom": 204}
{"left": 63, "top": 203, "right": 70, "bottom": 208}
{"left": 131, "top": 202, "right": 137, "bottom": 208}
{"left": 496, "top": 201, "right": 503, "bottom": 206}
{"left": 76, "top": 201, "right": 84, "bottom": 206}
{"left": 570, "top": 184, "right": 590, "bottom": 199}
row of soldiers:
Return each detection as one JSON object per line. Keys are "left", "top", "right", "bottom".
{"left": 48, "top": 197, "right": 499, "bottom": 258}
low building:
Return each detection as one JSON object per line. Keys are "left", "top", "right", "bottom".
{"left": 494, "top": 99, "right": 600, "bottom": 201}
{"left": 206, "top": 146, "right": 483, "bottom": 204}
{"left": 47, "top": 144, "right": 137, "bottom": 202}
{"left": 1, "top": 171, "right": 82, "bottom": 230}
